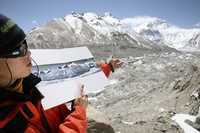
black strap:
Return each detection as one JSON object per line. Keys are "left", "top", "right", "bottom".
{"left": 108, "top": 63, "right": 115, "bottom": 72}
{"left": 22, "top": 105, "right": 34, "bottom": 118}
{"left": 40, "top": 105, "right": 52, "bottom": 133}
{"left": 71, "top": 99, "right": 75, "bottom": 112}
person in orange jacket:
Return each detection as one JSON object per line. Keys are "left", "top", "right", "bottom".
{"left": 0, "top": 14, "right": 123, "bottom": 133}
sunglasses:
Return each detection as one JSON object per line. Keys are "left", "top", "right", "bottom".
{"left": 0, "top": 40, "right": 28, "bottom": 58}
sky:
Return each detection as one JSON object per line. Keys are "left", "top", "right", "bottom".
{"left": 1, "top": 0, "right": 200, "bottom": 32}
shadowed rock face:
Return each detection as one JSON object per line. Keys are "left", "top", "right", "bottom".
{"left": 87, "top": 120, "right": 115, "bottom": 133}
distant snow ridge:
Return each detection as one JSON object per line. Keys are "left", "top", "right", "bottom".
{"left": 28, "top": 12, "right": 200, "bottom": 51}
{"left": 121, "top": 16, "right": 200, "bottom": 50}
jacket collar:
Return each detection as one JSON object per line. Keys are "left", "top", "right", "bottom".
{"left": 0, "top": 74, "right": 43, "bottom": 120}
{"left": 0, "top": 73, "right": 42, "bottom": 102}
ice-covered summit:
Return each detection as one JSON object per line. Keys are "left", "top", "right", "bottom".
{"left": 121, "top": 16, "right": 200, "bottom": 50}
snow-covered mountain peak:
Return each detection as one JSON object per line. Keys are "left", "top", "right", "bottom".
{"left": 64, "top": 12, "right": 121, "bottom": 35}
{"left": 82, "top": 12, "right": 99, "bottom": 21}
{"left": 102, "top": 15, "right": 120, "bottom": 26}
{"left": 121, "top": 16, "right": 171, "bottom": 32}
{"left": 64, "top": 13, "right": 87, "bottom": 30}
{"left": 104, "top": 12, "right": 112, "bottom": 17}
{"left": 71, "top": 11, "right": 84, "bottom": 18}
{"left": 119, "top": 16, "right": 200, "bottom": 49}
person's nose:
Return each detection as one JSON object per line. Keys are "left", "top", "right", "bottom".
{"left": 26, "top": 50, "right": 31, "bottom": 60}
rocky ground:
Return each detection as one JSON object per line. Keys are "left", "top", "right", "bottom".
{"left": 86, "top": 50, "right": 200, "bottom": 133}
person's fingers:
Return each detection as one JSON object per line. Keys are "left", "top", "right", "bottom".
{"left": 82, "top": 94, "right": 88, "bottom": 100}
{"left": 117, "top": 61, "right": 124, "bottom": 66}
{"left": 85, "top": 95, "right": 88, "bottom": 101}
{"left": 115, "top": 59, "right": 120, "bottom": 62}
{"left": 74, "top": 98, "right": 80, "bottom": 104}
{"left": 80, "top": 84, "right": 84, "bottom": 97}
{"left": 75, "top": 97, "right": 88, "bottom": 108}
{"left": 111, "top": 60, "right": 123, "bottom": 68}
{"left": 113, "top": 59, "right": 121, "bottom": 64}
{"left": 73, "top": 84, "right": 89, "bottom": 109}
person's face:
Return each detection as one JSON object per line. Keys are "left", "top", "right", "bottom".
{"left": 0, "top": 40, "right": 32, "bottom": 79}
{"left": 6, "top": 50, "right": 32, "bottom": 79}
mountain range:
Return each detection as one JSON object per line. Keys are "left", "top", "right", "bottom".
{"left": 27, "top": 12, "right": 200, "bottom": 51}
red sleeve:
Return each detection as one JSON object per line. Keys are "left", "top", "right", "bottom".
{"left": 59, "top": 105, "right": 87, "bottom": 133}
{"left": 100, "top": 63, "right": 111, "bottom": 77}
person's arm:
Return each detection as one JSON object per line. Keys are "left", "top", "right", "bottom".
{"left": 97, "top": 58, "right": 123, "bottom": 77}
{"left": 59, "top": 86, "right": 88, "bottom": 133}
{"left": 59, "top": 105, "right": 87, "bottom": 133}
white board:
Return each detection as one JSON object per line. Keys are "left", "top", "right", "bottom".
{"left": 30, "top": 47, "right": 109, "bottom": 110}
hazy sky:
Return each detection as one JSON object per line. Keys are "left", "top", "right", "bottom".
{"left": 1, "top": 0, "right": 200, "bottom": 32}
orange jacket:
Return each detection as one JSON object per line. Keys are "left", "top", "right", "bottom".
{"left": 0, "top": 63, "right": 111, "bottom": 133}
{"left": 100, "top": 63, "right": 112, "bottom": 77}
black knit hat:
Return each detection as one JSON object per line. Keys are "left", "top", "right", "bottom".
{"left": 0, "top": 14, "right": 26, "bottom": 56}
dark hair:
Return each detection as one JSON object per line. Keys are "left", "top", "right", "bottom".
{"left": 0, "top": 14, "right": 26, "bottom": 56}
